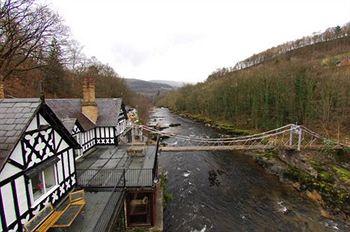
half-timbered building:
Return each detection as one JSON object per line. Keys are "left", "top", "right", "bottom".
{"left": 0, "top": 98, "right": 80, "bottom": 231}
{"left": 46, "top": 75, "right": 128, "bottom": 159}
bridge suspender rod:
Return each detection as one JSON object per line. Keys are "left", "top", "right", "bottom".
{"left": 289, "top": 128, "right": 293, "bottom": 146}
{"left": 141, "top": 125, "right": 293, "bottom": 142}
{"left": 297, "top": 127, "right": 302, "bottom": 151}
{"left": 139, "top": 123, "right": 347, "bottom": 149}
{"left": 141, "top": 124, "right": 294, "bottom": 142}
{"left": 144, "top": 127, "right": 292, "bottom": 144}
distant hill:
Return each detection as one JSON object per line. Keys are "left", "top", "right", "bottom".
{"left": 124, "top": 78, "right": 174, "bottom": 98}
{"left": 149, "top": 80, "right": 186, "bottom": 88}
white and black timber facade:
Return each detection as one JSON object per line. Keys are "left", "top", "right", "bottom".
{"left": 46, "top": 98, "right": 128, "bottom": 156}
{"left": 45, "top": 74, "right": 128, "bottom": 158}
{"left": 0, "top": 74, "right": 130, "bottom": 231}
{"left": 0, "top": 99, "right": 80, "bottom": 231}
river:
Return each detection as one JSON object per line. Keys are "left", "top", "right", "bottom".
{"left": 150, "top": 107, "right": 349, "bottom": 232}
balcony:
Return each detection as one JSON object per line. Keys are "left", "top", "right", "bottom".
{"left": 75, "top": 145, "right": 158, "bottom": 188}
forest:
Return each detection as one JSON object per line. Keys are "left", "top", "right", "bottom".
{"left": 0, "top": 0, "right": 152, "bottom": 121}
{"left": 158, "top": 35, "right": 350, "bottom": 140}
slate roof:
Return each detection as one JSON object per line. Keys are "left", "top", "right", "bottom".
{"left": 0, "top": 98, "right": 41, "bottom": 168}
{"left": 46, "top": 98, "right": 123, "bottom": 131}
{"left": 60, "top": 118, "right": 77, "bottom": 133}
{"left": 45, "top": 99, "right": 94, "bottom": 131}
{"left": 96, "top": 98, "right": 123, "bottom": 126}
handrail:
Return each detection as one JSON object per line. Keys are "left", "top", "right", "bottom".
{"left": 93, "top": 170, "right": 125, "bottom": 232}
{"left": 140, "top": 123, "right": 346, "bottom": 148}
{"left": 76, "top": 168, "right": 155, "bottom": 188}
{"left": 153, "top": 135, "right": 160, "bottom": 179}
{"left": 141, "top": 124, "right": 294, "bottom": 142}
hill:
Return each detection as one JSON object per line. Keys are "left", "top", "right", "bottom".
{"left": 125, "top": 78, "right": 174, "bottom": 98}
{"left": 158, "top": 35, "right": 350, "bottom": 140}
{"left": 157, "top": 26, "right": 350, "bottom": 218}
{"left": 149, "top": 80, "right": 186, "bottom": 88}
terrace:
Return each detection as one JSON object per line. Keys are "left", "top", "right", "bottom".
{"left": 55, "top": 144, "right": 158, "bottom": 231}
{"left": 76, "top": 145, "right": 158, "bottom": 188}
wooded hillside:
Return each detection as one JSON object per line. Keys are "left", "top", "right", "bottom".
{"left": 158, "top": 35, "right": 350, "bottom": 140}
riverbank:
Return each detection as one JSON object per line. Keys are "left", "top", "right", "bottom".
{"left": 174, "top": 110, "right": 350, "bottom": 221}
{"left": 150, "top": 107, "right": 350, "bottom": 231}
{"left": 252, "top": 150, "right": 350, "bottom": 219}
{"left": 177, "top": 112, "right": 252, "bottom": 136}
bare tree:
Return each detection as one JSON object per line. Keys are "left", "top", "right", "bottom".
{"left": 66, "top": 39, "right": 86, "bottom": 72}
{"left": 0, "top": 0, "right": 66, "bottom": 82}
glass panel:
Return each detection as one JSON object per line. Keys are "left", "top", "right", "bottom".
{"left": 44, "top": 165, "right": 56, "bottom": 191}
{"left": 31, "top": 172, "right": 44, "bottom": 201}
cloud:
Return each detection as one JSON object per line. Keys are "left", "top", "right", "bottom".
{"left": 47, "top": 0, "right": 350, "bottom": 83}
{"left": 112, "top": 43, "right": 150, "bottom": 66}
{"left": 170, "top": 33, "right": 204, "bottom": 46}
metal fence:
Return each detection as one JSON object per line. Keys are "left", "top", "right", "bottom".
{"left": 76, "top": 168, "right": 155, "bottom": 188}
{"left": 125, "top": 168, "right": 154, "bottom": 187}
{"left": 93, "top": 174, "right": 125, "bottom": 232}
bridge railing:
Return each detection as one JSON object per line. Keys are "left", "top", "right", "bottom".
{"left": 141, "top": 123, "right": 344, "bottom": 151}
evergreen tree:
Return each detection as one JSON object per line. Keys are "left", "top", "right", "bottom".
{"left": 43, "top": 38, "right": 66, "bottom": 97}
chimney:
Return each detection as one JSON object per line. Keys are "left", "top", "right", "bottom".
{"left": 82, "top": 73, "right": 98, "bottom": 123}
{"left": 0, "top": 81, "right": 4, "bottom": 99}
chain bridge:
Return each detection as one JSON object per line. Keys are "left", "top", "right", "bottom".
{"left": 131, "top": 124, "right": 347, "bottom": 152}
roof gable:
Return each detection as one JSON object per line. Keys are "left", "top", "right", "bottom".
{"left": 46, "top": 98, "right": 124, "bottom": 128}
{"left": 95, "top": 98, "right": 122, "bottom": 127}
{"left": 0, "top": 99, "right": 80, "bottom": 171}
{"left": 0, "top": 98, "right": 41, "bottom": 168}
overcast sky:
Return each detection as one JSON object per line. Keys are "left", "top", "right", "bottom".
{"left": 46, "top": 0, "right": 350, "bottom": 83}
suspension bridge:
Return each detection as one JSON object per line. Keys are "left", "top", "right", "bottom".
{"left": 129, "top": 124, "right": 347, "bottom": 152}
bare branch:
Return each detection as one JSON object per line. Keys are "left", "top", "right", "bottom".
{"left": 0, "top": 0, "right": 67, "bottom": 81}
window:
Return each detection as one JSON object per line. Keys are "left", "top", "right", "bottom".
{"left": 30, "top": 165, "right": 57, "bottom": 202}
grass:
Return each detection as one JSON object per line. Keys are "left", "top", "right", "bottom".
{"left": 332, "top": 166, "right": 350, "bottom": 183}
{"left": 310, "top": 160, "right": 335, "bottom": 183}
{"left": 283, "top": 166, "right": 350, "bottom": 213}
{"left": 160, "top": 172, "right": 173, "bottom": 207}
{"left": 321, "top": 51, "right": 350, "bottom": 66}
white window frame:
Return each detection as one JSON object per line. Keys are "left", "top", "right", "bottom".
{"left": 29, "top": 164, "right": 59, "bottom": 207}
